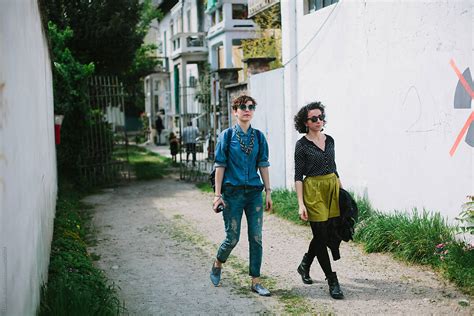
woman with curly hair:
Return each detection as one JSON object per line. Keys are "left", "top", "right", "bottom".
{"left": 294, "top": 101, "right": 344, "bottom": 299}
{"left": 209, "top": 95, "right": 273, "bottom": 296}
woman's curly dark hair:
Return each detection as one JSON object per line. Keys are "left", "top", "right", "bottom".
{"left": 232, "top": 95, "right": 257, "bottom": 111}
{"left": 294, "top": 101, "right": 326, "bottom": 133}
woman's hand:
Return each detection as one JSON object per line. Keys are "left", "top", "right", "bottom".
{"left": 299, "top": 204, "right": 308, "bottom": 221}
{"left": 213, "top": 196, "right": 225, "bottom": 212}
{"left": 338, "top": 178, "right": 343, "bottom": 189}
{"left": 265, "top": 192, "right": 273, "bottom": 212}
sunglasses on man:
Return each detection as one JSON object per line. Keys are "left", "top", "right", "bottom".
{"left": 238, "top": 103, "right": 257, "bottom": 111}
{"left": 307, "top": 114, "right": 325, "bottom": 122}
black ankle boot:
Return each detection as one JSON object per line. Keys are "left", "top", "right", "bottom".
{"left": 297, "top": 253, "right": 314, "bottom": 284}
{"left": 326, "top": 272, "right": 344, "bottom": 299}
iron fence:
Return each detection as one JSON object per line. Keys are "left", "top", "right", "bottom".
{"left": 80, "top": 76, "right": 130, "bottom": 186}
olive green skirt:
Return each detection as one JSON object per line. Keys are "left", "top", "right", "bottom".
{"left": 303, "top": 173, "right": 340, "bottom": 222}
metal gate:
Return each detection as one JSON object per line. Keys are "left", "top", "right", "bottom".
{"left": 80, "top": 76, "right": 130, "bottom": 186}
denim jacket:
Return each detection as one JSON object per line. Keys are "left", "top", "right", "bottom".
{"left": 214, "top": 124, "right": 270, "bottom": 188}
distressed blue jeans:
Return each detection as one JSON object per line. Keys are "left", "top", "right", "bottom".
{"left": 216, "top": 186, "right": 264, "bottom": 277}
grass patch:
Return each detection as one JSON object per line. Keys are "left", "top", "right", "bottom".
{"left": 196, "top": 182, "right": 213, "bottom": 193}
{"left": 115, "top": 145, "right": 173, "bottom": 180}
{"left": 271, "top": 189, "right": 308, "bottom": 226}
{"left": 39, "top": 183, "right": 123, "bottom": 315}
{"left": 272, "top": 188, "right": 474, "bottom": 296}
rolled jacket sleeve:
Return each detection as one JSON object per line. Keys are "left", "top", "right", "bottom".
{"left": 257, "top": 132, "right": 270, "bottom": 168}
{"left": 214, "top": 130, "right": 229, "bottom": 168}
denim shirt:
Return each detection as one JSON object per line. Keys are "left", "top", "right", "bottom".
{"left": 214, "top": 124, "right": 270, "bottom": 188}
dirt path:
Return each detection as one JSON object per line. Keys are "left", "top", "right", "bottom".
{"left": 86, "top": 176, "right": 472, "bottom": 315}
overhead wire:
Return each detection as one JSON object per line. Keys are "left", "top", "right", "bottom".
{"left": 283, "top": 1, "right": 340, "bottom": 68}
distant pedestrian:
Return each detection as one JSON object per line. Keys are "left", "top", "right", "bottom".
{"left": 169, "top": 132, "right": 179, "bottom": 162}
{"left": 293, "top": 101, "right": 344, "bottom": 299}
{"left": 210, "top": 95, "right": 273, "bottom": 297}
{"left": 155, "top": 115, "right": 164, "bottom": 145}
{"left": 182, "top": 121, "right": 199, "bottom": 165}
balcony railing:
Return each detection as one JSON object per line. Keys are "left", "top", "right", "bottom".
{"left": 171, "top": 32, "right": 208, "bottom": 59}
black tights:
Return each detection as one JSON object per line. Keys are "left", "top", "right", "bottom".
{"left": 307, "top": 221, "right": 333, "bottom": 277}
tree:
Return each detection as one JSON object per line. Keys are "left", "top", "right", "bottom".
{"left": 48, "top": 22, "right": 95, "bottom": 180}
{"left": 45, "top": 0, "right": 145, "bottom": 74}
{"left": 44, "top": 0, "right": 162, "bottom": 116}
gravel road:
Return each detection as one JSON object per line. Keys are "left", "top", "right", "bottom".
{"left": 85, "top": 176, "right": 472, "bottom": 315}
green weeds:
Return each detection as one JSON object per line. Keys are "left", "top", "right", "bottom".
{"left": 115, "top": 145, "right": 173, "bottom": 180}
{"left": 271, "top": 189, "right": 474, "bottom": 296}
{"left": 271, "top": 189, "right": 308, "bottom": 226}
{"left": 196, "top": 182, "right": 213, "bottom": 193}
{"left": 39, "top": 185, "right": 123, "bottom": 315}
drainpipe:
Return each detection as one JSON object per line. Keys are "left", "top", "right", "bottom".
{"left": 281, "top": 0, "right": 298, "bottom": 188}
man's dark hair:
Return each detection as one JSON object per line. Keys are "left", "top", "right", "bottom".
{"left": 294, "top": 101, "right": 326, "bottom": 133}
{"left": 187, "top": 121, "right": 192, "bottom": 126}
{"left": 232, "top": 95, "right": 257, "bottom": 111}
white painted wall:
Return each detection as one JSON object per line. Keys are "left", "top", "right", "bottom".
{"left": 0, "top": 1, "right": 56, "bottom": 314}
{"left": 280, "top": 0, "right": 473, "bottom": 221}
{"left": 249, "top": 68, "right": 286, "bottom": 188}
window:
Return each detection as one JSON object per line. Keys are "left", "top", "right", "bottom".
{"left": 232, "top": 4, "right": 248, "bottom": 20}
{"left": 154, "top": 95, "right": 159, "bottom": 112}
{"left": 163, "top": 31, "right": 167, "bottom": 56}
{"left": 211, "top": 11, "right": 216, "bottom": 26}
{"left": 187, "top": 10, "right": 191, "bottom": 32}
{"left": 217, "top": 7, "right": 223, "bottom": 23}
{"left": 189, "top": 76, "right": 196, "bottom": 87}
{"left": 306, "top": 0, "right": 338, "bottom": 14}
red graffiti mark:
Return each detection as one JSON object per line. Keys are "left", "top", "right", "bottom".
{"left": 449, "top": 59, "right": 474, "bottom": 156}
{"left": 450, "top": 59, "right": 474, "bottom": 99}
{"left": 449, "top": 111, "right": 474, "bottom": 156}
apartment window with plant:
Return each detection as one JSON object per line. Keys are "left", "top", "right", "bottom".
{"left": 217, "top": 7, "right": 223, "bottom": 23}
{"left": 306, "top": 0, "right": 338, "bottom": 14}
{"left": 232, "top": 4, "right": 248, "bottom": 19}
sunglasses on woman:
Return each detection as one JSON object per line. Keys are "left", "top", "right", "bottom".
{"left": 238, "top": 103, "right": 257, "bottom": 111}
{"left": 307, "top": 114, "right": 325, "bottom": 122}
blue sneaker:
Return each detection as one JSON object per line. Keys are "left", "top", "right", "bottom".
{"left": 210, "top": 264, "right": 221, "bottom": 286}
{"left": 251, "top": 283, "right": 271, "bottom": 296}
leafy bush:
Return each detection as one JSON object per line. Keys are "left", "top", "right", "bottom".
{"left": 457, "top": 195, "right": 474, "bottom": 235}
{"left": 48, "top": 22, "right": 95, "bottom": 181}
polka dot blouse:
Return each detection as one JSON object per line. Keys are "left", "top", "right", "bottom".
{"left": 294, "top": 135, "right": 339, "bottom": 182}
